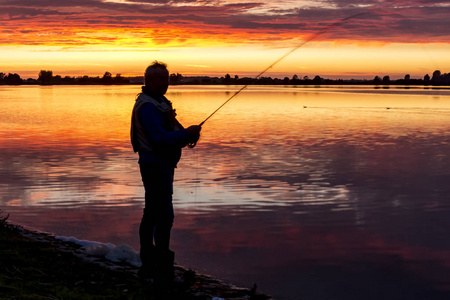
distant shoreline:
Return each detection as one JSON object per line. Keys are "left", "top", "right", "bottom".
{"left": 2, "top": 81, "right": 450, "bottom": 87}
{"left": 1, "top": 70, "right": 450, "bottom": 86}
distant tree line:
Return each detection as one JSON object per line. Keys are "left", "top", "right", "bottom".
{"left": 0, "top": 71, "right": 131, "bottom": 85}
{"left": 1, "top": 70, "right": 449, "bottom": 86}
{"left": 174, "top": 70, "right": 450, "bottom": 86}
{"left": 0, "top": 72, "right": 23, "bottom": 85}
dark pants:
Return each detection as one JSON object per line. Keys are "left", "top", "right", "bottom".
{"left": 139, "top": 163, "right": 175, "bottom": 268}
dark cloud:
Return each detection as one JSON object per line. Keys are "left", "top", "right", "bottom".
{"left": 0, "top": 0, "right": 448, "bottom": 44}
{"left": 0, "top": 0, "right": 103, "bottom": 7}
{"left": 0, "top": 6, "right": 75, "bottom": 18}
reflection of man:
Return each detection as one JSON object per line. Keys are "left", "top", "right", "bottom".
{"left": 130, "top": 61, "right": 201, "bottom": 281}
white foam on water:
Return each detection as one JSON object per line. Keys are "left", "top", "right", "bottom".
{"left": 56, "top": 236, "right": 142, "bottom": 267}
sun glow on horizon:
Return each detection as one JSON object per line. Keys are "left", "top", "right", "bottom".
{"left": 1, "top": 41, "right": 449, "bottom": 80}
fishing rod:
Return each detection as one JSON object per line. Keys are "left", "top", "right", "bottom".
{"left": 197, "top": 11, "right": 368, "bottom": 127}
{"left": 187, "top": 11, "right": 368, "bottom": 148}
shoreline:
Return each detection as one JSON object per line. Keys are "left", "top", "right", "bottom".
{"left": 0, "top": 218, "right": 272, "bottom": 300}
{"left": 1, "top": 82, "right": 450, "bottom": 87}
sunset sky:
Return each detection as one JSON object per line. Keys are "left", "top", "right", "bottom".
{"left": 0, "top": 0, "right": 449, "bottom": 79}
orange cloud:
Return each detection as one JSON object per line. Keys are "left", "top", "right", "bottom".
{"left": 1, "top": 0, "right": 449, "bottom": 48}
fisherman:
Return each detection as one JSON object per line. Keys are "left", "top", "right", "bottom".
{"left": 130, "top": 61, "right": 201, "bottom": 281}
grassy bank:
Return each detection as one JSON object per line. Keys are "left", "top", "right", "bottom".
{"left": 0, "top": 211, "right": 270, "bottom": 300}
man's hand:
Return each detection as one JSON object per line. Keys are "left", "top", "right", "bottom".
{"left": 186, "top": 125, "right": 202, "bottom": 146}
{"left": 186, "top": 125, "right": 202, "bottom": 136}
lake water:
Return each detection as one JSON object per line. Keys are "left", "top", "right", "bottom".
{"left": 1, "top": 84, "right": 450, "bottom": 300}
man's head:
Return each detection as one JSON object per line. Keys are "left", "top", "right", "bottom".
{"left": 144, "top": 61, "right": 169, "bottom": 95}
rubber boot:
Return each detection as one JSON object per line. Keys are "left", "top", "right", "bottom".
{"left": 138, "top": 244, "right": 157, "bottom": 280}
{"left": 155, "top": 250, "right": 175, "bottom": 285}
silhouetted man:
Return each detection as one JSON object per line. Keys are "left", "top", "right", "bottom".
{"left": 130, "top": 61, "right": 201, "bottom": 281}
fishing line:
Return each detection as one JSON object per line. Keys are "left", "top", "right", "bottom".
{"left": 197, "top": 11, "right": 369, "bottom": 127}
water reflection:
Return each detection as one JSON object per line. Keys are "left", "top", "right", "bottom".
{"left": 1, "top": 85, "right": 450, "bottom": 299}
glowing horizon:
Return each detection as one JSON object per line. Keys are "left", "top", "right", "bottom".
{"left": 1, "top": 0, "right": 449, "bottom": 80}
